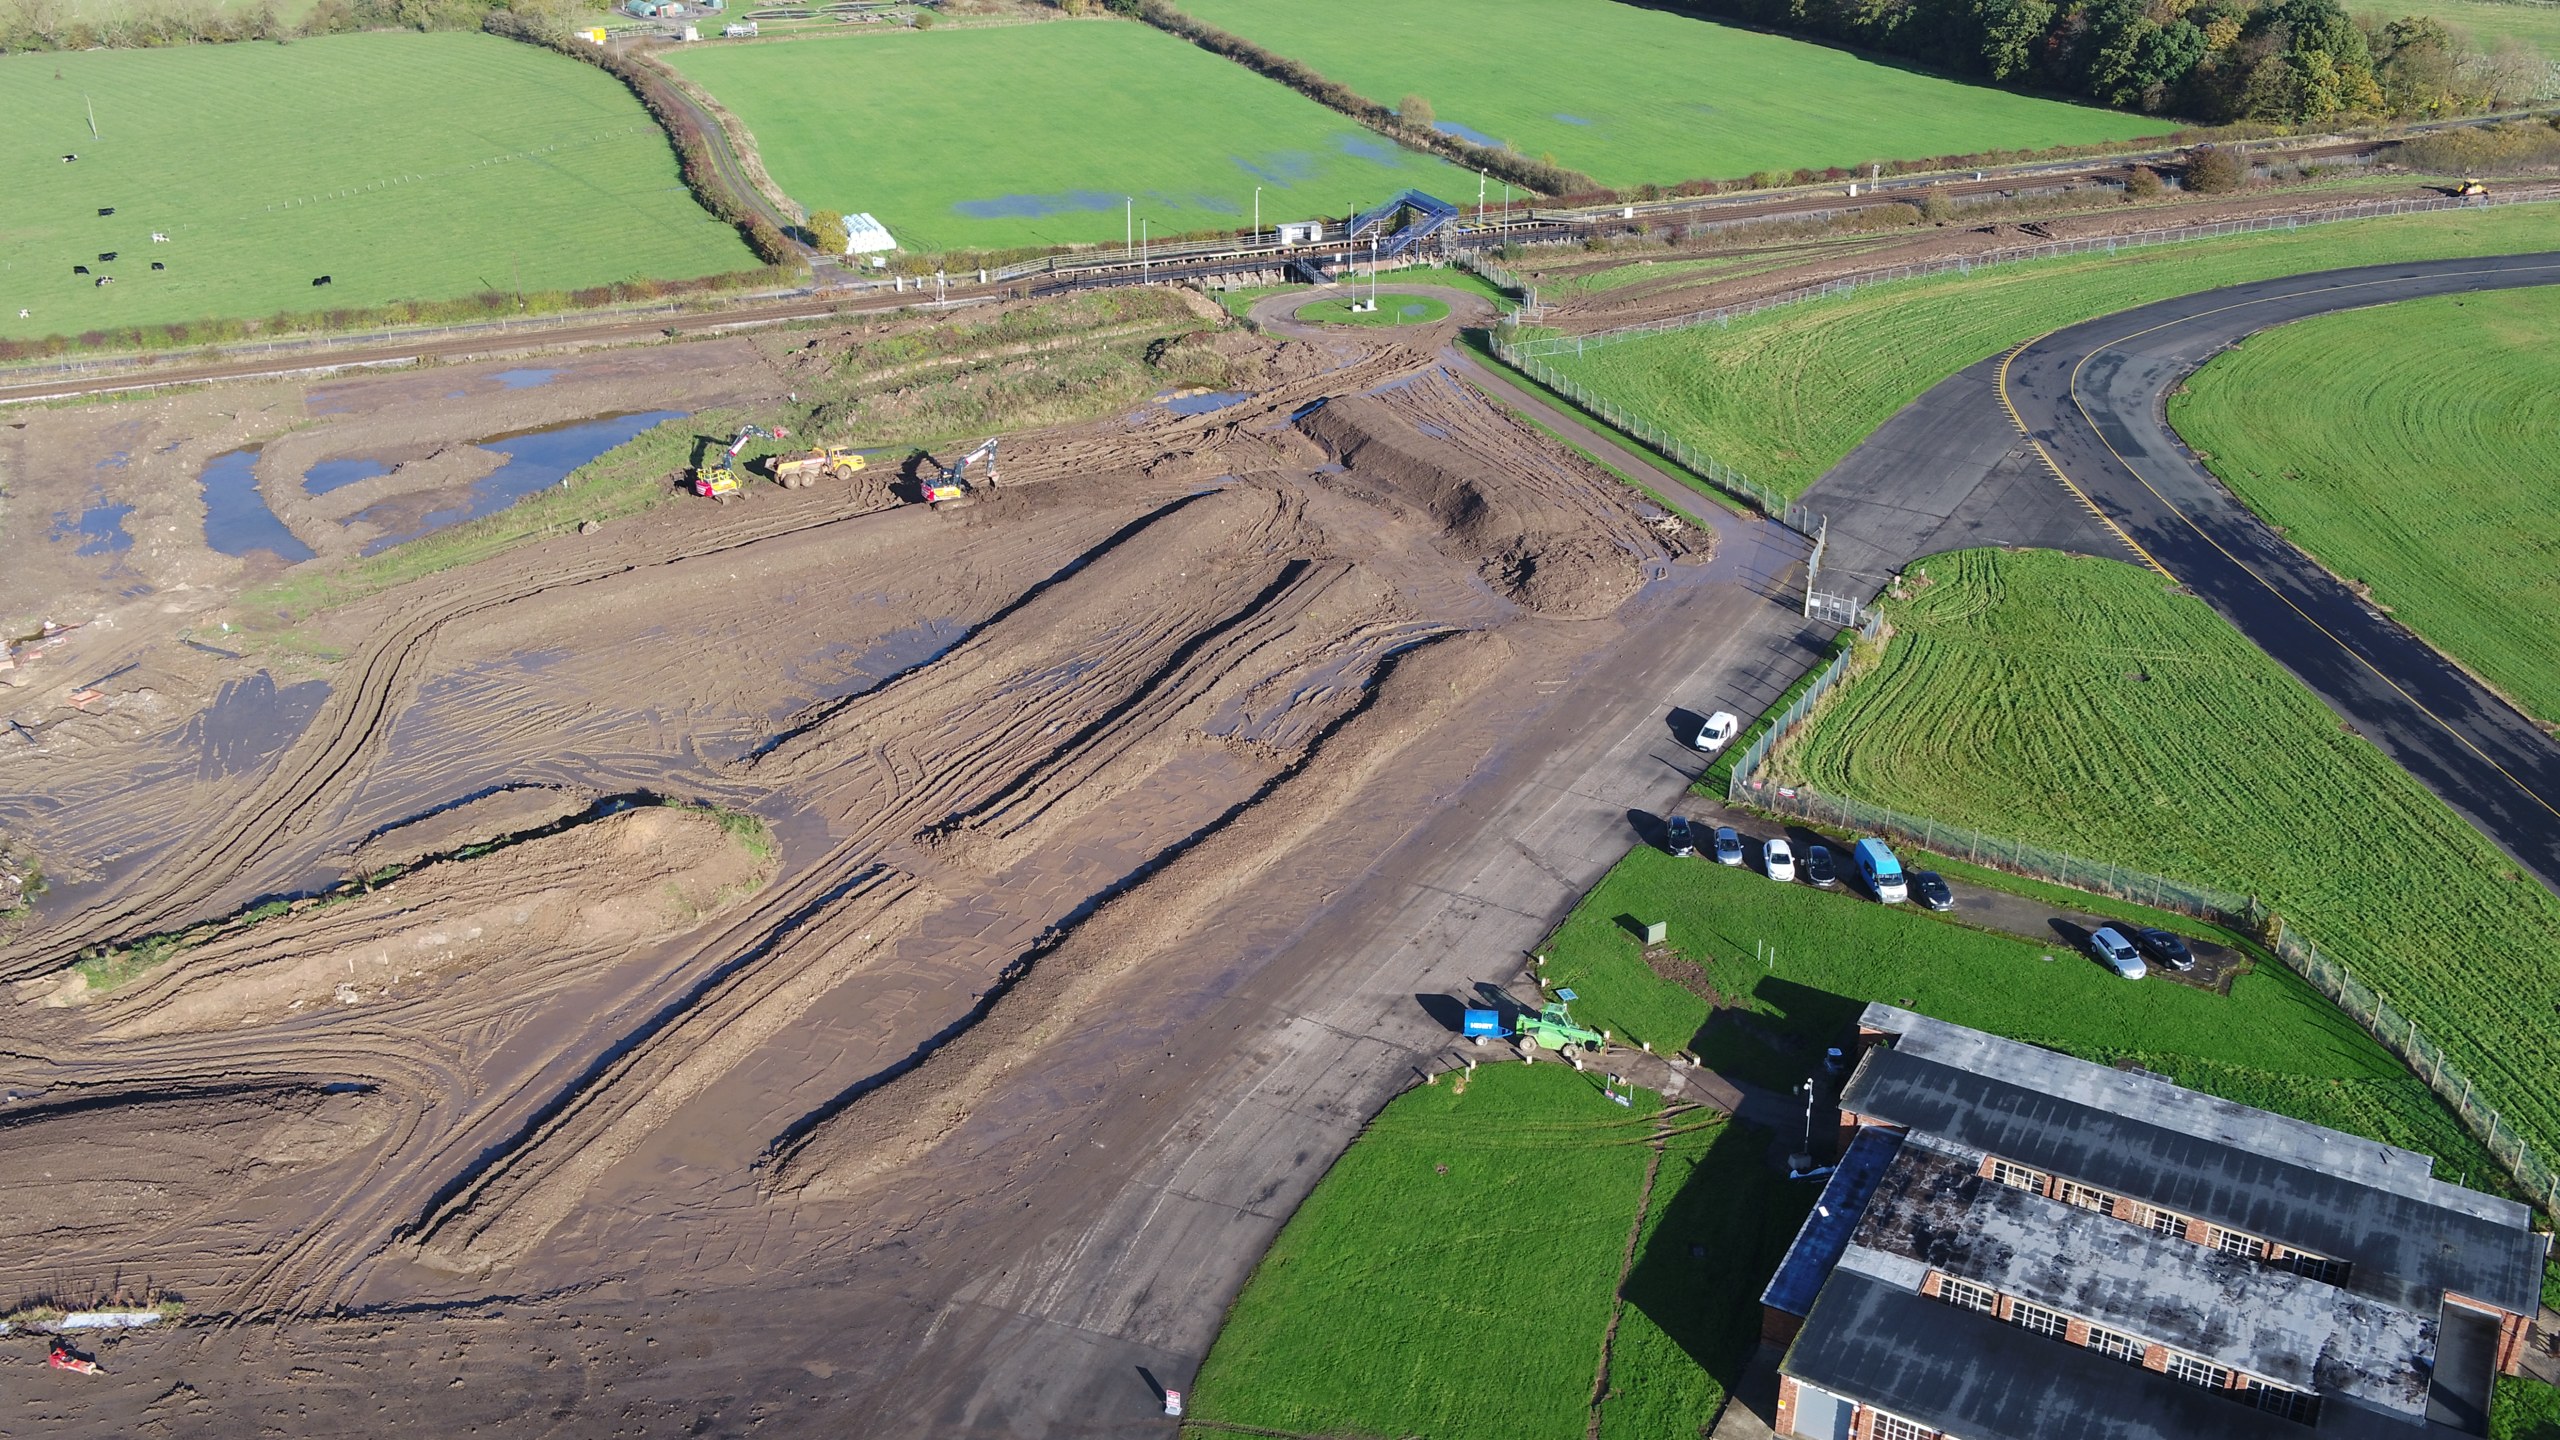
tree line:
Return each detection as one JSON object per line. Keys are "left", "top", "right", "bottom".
{"left": 1647, "top": 0, "right": 2550, "bottom": 123}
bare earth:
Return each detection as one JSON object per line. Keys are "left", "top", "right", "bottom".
{"left": 0, "top": 301, "right": 1808, "bottom": 1433}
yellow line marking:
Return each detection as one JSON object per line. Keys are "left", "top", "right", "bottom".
{"left": 2025, "top": 260, "right": 2560, "bottom": 822}
{"left": 1994, "top": 342, "right": 2170, "bottom": 577}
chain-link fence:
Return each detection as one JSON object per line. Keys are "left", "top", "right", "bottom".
{"left": 1507, "top": 186, "right": 2560, "bottom": 361}
{"left": 1729, "top": 675, "right": 2560, "bottom": 1216}
{"left": 1487, "top": 330, "right": 1821, "bottom": 535}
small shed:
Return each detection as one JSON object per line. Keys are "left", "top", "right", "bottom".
{"left": 1275, "top": 220, "right": 1323, "bottom": 245}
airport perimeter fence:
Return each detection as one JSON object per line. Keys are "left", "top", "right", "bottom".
{"left": 1485, "top": 329, "right": 1819, "bottom": 535}
{"left": 1728, "top": 662, "right": 2560, "bottom": 1216}
{"left": 1505, "top": 187, "right": 2560, "bottom": 361}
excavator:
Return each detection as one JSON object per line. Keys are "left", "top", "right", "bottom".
{"left": 2455, "top": 178, "right": 2488, "bottom": 197}
{"left": 922, "top": 437, "right": 999, "bottom": 509}
{"left": 692, "top": 423, "right": 786, "bottom": 501}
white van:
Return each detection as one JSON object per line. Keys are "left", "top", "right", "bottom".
{"left": 1693, "top": 710, "right": 1739, "bottom": 753}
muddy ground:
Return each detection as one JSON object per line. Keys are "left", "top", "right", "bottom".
{"left": 0, "top": 295, "right": 1724, "bottom": 1433}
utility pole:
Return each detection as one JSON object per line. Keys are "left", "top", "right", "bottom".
{"left": 1367, "top": 236, "right": 1377, "bottom": 311}
{"left": 1141, "top": 218, "right": 1148, "bottom": 280}
{"left": 1478, "top": 169, "right": 1486, "bottom": 223}
{"left": 1125, "top": 197, "right": 1133, "bottom": 260}
{"left": 1253, "top": 186, "right": 1262, "bottom": 244}
{"left": 84, "top": 92, "right": 98, "bottom": 138}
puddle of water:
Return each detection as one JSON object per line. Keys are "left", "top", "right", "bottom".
{"left": 180, "top": 670, "right": 331, "bottom": 780}
{"left": 95, "top": 450, "right": 130, "bottom": 470}
{"left": 1415, "top": 421, "right": 1450, "bottom": 439}
{"left": 50, "top": 499, "right": 134, "bottom": 556}
{"left": 1163, "top": 390, "right": 1249, "bottom": 417}
{"left": 783, "top": 618, "right": 968, "bottom": 712}
{"left": 1433, "top": 119, "right": 1503, "bottom": 148}
{"left": 953, "top": 189, "right": 1121, "bottom": 220}
{"left": 493, "top": 367, "right": 559, "bottom": 390}
{"left": 1332, "top": 134, "right": 1401, "bottom": 165}
{"left": 197, "top": 448, "right": 318, "bottom": 563}
{"left": 357, "top": 410, "right": 684, "bottom": 557}
{"left": 1237, "top": 150, "right": 1321, "bottom": 186}
{"left": 1554, "top": 113, "right": 1594, "bottom": 126}
{"left": 303, "top": 458, "right": 390, "bottom": 496}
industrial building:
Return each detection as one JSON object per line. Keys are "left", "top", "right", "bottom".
{"left": 1763, "top": 1005, "right": 2548, "bottom": 1439}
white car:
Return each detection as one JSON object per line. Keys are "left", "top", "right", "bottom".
{"left": 1693, "top": 710, "right": 1741, "bottom": 753}
{"left": 2089, "top": 925, "right": 2148, "bottom": 980}
{"left": 1763, "top": 837, "right": 1796, "bottom": 883}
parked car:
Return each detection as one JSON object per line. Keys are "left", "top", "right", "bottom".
{"left": 1692, "top": 710, "right": 1740, "bottom": 753}
{"left": 2088, "top": 925, "right": 2148, "bottom": 979}
{"left": 1713, "top": 826, "right": 1745, "bottom": 866}
{"left": 2134, "top": 927, "right": 2196, "bottom": 971}
{"left": 1803, "top": 844, "right": 1839, "bottom": 888}
{"left": 1664, "top": 816, "right": 1697, "bottom": 858}
{"left": 1763, "top": 837, "right": 1796, "bottom": 883}
{"left": 1853, "top": 837, "right": 1907, "bottom": 903}
{"left": 1912, "top": 871, "right": 1954, "bottom": 912}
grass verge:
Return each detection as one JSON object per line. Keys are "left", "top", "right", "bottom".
{"left": 2171, "top": 283, "right": 2560, "bottom": 727}
{"left": 1777, "top": 545, "right": 2560, "bottom": 1162}
{"left": 1189, "top": 1061, "right": 1809, "bottom": 1440}
{"left": 1542, "top": 845, "right": 2508, "bottom": 1187}
{"left": 1531, "top": 202, "right": 2560, "bottom": 499}
{"left": 1294, "top": 292, "right": 1451, "bottom": 326}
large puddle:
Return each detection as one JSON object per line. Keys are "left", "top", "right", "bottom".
{"left": 353, "top": 410, "right": 684, "bottom": 556}
{"left": 180, "top": 670, "right": 331, "bottom": 780}
{"left": 303, "top": 459, "right": 389, "bottom": 496}
{"left": 197, "top": 450, "right": 317, "bottom": 564}
{"left": 783, "top": 618, "right": 969, "bottom": 712}
{"left": 50, "top": 496, "right": 134, "bottom": 557}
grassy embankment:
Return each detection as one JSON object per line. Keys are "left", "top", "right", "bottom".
{"left": 1526, "top": 204, "right": 2560, "bottom": 499}
{"left": 1187, "top": 1062, "right": 1811, "bottom": 1440}
{"left": 666, "top": 21, "right": 1466, "bottom": 253}
{"left": 1180, "top": 0, "right": 2165, "bottom": 188}
{"left": 1770, "top": 546, "right": 2560, "bottom": 1160}
{"left": 0, "top": 32, "right": 753, "bottom": 342}
{"left": 2173, "top": 283, "right": 2560, "bottom": 724}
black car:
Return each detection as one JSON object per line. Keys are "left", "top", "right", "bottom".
{"left": 1664, "top": 816, "right": 1697, "bottom": 858}
{"left": 1912, "top": 871, "right": 1954, "bottom": 911}
{"left": 2134, "top": 927, "right": 2196, "bottom": 971}
{"left": 1802, "top": 843, "right": 1839, "bottom": 888}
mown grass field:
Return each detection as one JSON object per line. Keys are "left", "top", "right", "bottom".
{"left": 0, "top": 32, "right": 753, "bottom": 341}
{"left": 2399, "top": 0, "right": 2560, "bottom": 62}
{"left": 2171, "top": 284, "right": 2560, "bottom": 725}
{"left": 1530, "top": 204, "right": 2560, "bottom": 498}
{"left": 1188, "top": 1062, "right": 1810, "bottom": 1440}
{"left": 1772, "top": 546, "right": 2560, "bottom": 1161}
{"left": 1540, "top": 845, "right": 2504, "bottom": 1184}
{"left": 666, "top": 21, "right": 1465, "bottom": 253}
{"left": 1181, "top": 0, "right": 2164, "bottom": 189}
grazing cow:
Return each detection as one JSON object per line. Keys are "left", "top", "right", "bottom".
{"left": 17, "top": 309, "right": 28, "bottom": 319}
{"left": 312, "top": 275, "right": 332, "bottom": 287}
{"left": 151, "top": 261, "right": 165, "bottom": 271}
{"left": 94, "top": 277, "right": 112, "bottom": 287}
{"left": 98, "top": 251, "right": 116, "bottom": 261}
{"left": 61, "top": 154, "right": 76, "bottom": 163}
{"left": 151, "top": 233, "right": 169, "bottom": 243}
{"left": 97, "top": 207, "right": 113, "bottom": 216}
{"left": 73, "top": 265, "right": 88, "bottom": 275}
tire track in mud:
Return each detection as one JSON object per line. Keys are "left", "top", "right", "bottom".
{"left": 0, "top": 491, "right": 912, "bottom": 980}
{"left": 764, "top": 628, "right": 1511, "bottom": 1200}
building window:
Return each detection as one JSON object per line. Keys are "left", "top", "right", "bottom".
{"left": 2166, "top": 1353, "right": 2231, "bottom": 1390}
{"left": 2251, "top": 1385, "right": 2322, "bottom": 1425}
{"left": 2281, "top": 1251, "right": 2349, "bottom": 1285}
{"left": 2054, "top": 1179, "right": 2121, "bottom": 1214}
{"left": 2210, "top": 1227, "right": 2265, "bottom": 1260}
{"left": 2147, "top": 1207, "right": 2188, "bottom": 1239}
{"left": 1989, "top": 1158, "right": 2048, "bottom": 1193}
{"left": 1872, "top": 1411, "right": 1940, "bottom": 1440}
{"left": 2008, "top": 1300, "right": 2069, "bottom": 1340}
{"left": 2085, "top": 1326, "right": 2145, "bottom": 1365}
{"left": 1938, "top": 1276, "right": 1999, "bottom": 1314}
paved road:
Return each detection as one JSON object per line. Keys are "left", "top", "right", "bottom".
{"left": 1807, "top": 252, "right": 2560, "bottom": 891}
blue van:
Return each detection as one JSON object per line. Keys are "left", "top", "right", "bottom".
{"left": 1854, "top": 838, "right": 1907, "bottom": 903}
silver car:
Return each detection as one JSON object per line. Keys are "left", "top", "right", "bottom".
{"left": 2088, "top": 925, "right": 2147, "bottom": 979}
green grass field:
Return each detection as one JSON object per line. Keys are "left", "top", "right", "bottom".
{"left": 0, "top": 32, "right": 753, "bottom": 341}
{"left": 1188, "top": 1062, "right": 1811, "bottom": 1440}
{"left": 2387, "top": 0, "right": 2560, "bottom": 62}
{"left": 666, "top": 21, "right": 1466, "bottom": 253}
{"left": 1181, "top": 0, "right": 2166, "bottom": 189}
{"left": 1297, "top": 291, "right": 1449, "bottom": 325}
{"left": 2171, "top": 285, "right": 2560, "bottom": 725}
{"left": 1528, "top": 204, "right": 2560, "bottom": 499}
{"left": 1540, "top": 845, "right": 2505, "bottom": 1182}
{"left": 1771, "top": 546, "right": 2560, "bottom": 1160}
